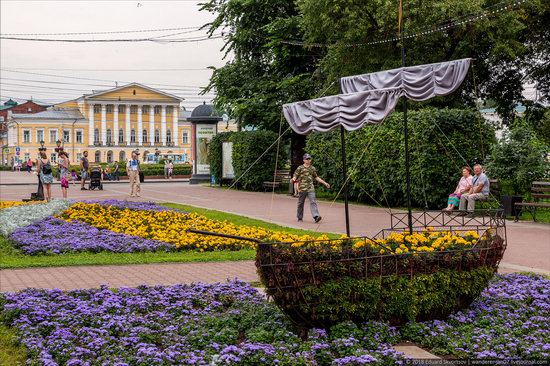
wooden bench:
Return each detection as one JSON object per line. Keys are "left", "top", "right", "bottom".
{"left": 263, "top": 170, "right": 290, "bottom": 192}
{"left": 514, "top": 181, "right": 550, "bottom": 221}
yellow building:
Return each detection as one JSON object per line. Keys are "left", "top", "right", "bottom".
{"left": 6, "top": 83, "right": 192, "bottom": 165}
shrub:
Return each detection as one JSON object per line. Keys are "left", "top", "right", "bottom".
{"left": 306, "top": 108, "right": 495, "bottom": 209}
{"left": 208, "top": 130, "right": 285, "bottom": 190}
{"left": 486, "top": 120, "right": 549, "bottom": 195}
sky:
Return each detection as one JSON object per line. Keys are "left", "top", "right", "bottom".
{"left": 0, "top": 0, "right": 228, "bottom": 110}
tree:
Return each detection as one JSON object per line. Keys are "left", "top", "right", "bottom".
{"left": 296, "top": 0, "right": 549, "bottom": 121}
{"left": 200, "top": 0, "right": 324, "bottom": 132}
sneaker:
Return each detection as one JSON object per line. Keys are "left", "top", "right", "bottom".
{"left": 81, "top": 187, "right": 87, "bottom": 190}
{"left": 297, "top": 218, "right": 303, "bottom": 222}
{"left": 314, "top": 216, "right": 322, "bottom": 223}
{"left": 465, "top": 212, "right": 476, "bottom": 218}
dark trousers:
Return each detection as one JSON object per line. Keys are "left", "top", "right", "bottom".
{"left": 297, "top": 191, "right": 320, "bottom": 220}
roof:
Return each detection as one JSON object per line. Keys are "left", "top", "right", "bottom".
{"left": 4, "top": 99, "right": 18, "bottom": 106}
{"left": 11, "top": 109, "right": 85, "bottom": 120}
{"left": 188, "top": 102, "right": 222, "bottom": 122}
{"left": 84, "top": 82, "right": 183, "bottom": 101}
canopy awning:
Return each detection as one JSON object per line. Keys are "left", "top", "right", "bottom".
{"left": 283, "top": 58, "right": 471, "bottom": 135}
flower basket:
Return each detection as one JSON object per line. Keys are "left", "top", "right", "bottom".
{"left": 256, "top": 210, "right": 507, "bottom": 328}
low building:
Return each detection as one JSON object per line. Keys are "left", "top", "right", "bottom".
{"left": 6, "top": 83, "right": 193, "bottom": 166}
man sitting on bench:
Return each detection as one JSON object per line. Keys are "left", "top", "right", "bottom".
{"left": 458, "top": 164, "right": 490, "bottom": 217}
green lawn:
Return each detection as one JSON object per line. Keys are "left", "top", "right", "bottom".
{"left": 0, "top": 325, "right": 25, "bottom": 366}
{"left": 0, "top": 202, "right": 337, "bottom": 269}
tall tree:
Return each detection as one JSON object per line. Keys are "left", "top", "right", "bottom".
{"left": 296, "top": 0, "right": 549, "bottom": 122}
{"left": 201, "top": 0, "right": 324, "bottom": 132}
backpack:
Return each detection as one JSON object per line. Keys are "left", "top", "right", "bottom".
{"left": 41, "top": 161, "right": 52, "bottom": 175}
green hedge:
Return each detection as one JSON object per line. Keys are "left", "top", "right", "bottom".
{"left": 50, "top": 163, "right": 191, "bottom": 177}
{"left": 305, "top": 108, "right": 496, "bottom": 209}
{"left": 299, "top": 267, "right": 495, "bottom": 325}
{"left": 209, "top": 130, "right": 285, "bottom": 190}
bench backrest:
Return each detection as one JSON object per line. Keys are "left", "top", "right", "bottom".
{"left": 271, "top": 170, "right": 290, "bottom": 182}
{"left": 531, "top": 181, "right": 550, "bottom": 199}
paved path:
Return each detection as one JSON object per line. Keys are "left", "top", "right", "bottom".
{"left": 1, "top": 171, "right": 549, "bottom": 292}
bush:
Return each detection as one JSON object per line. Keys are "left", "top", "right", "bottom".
{"left": 209, "top": 130, "right": 285, "bottom": 190}
{"left": 306, "top": 108, "right": 496, "bottom": 209}
{"left": 486, "top": 120, "right": 549, "bottom": 195}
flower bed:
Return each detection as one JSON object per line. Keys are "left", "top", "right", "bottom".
{"left": 0, "top": 200, "right": 72, "bottom": 236}
{"left": 9, "top": 217, "right": 175, "bottom": 254}
{"left": 1, "top": 275, "right": 548, "bottom": 364}
{"left": 0, "top": 281, "right": 404, "bottom": 365}
{"left": 401, "top": 273, "right": 550, "bottom": 360}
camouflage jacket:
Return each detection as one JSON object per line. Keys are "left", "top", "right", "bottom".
{"left": 293, "top": 164, "right": 318, "bottom": 192}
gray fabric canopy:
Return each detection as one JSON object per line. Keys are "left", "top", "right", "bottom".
{"left": 283, "top": 58, "right": 471, "bottom": 135}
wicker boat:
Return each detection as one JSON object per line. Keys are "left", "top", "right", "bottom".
{"left": 256, "top": 210, "right": 507, "bottom": 328}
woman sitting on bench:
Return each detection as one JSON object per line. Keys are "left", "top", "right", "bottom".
{"left": 443, "top": 166, "right": 473, "bottom": 212}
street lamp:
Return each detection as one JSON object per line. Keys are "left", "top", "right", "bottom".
{"left": 39, "top": 140, "right": 46, "bottom": 152}
{"left": 55, "top": 139, "right": 63, "bottom": 153}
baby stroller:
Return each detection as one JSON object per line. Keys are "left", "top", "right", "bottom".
{"left": 89, "top": 166, "right": 103, "bottom": 190}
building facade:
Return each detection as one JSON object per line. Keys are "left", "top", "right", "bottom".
{"left": 6, "top": 83, "right": 193, "bottom": 165}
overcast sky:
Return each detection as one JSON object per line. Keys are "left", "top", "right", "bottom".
{"left": 0, "top": 0, "right": 228, "bottom": 109}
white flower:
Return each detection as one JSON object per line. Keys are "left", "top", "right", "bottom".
{"left": 0, "top": 200, "right": 72, "bottom": 236}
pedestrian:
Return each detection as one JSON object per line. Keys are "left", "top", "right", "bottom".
{"left": 70, "top": 169, "right": 78, "bottom": 185}
{"left": 292, "top": 153, "right": 330, "bottom": 223}
{"left": 36, "top": 151, "right": 53, "bottom": 202}
{"left": 168, "top": 160, "right": 173, "bottom": 179}
{"left": 58, "top": 151, "right": 70, "bottom": 199}
{"left": 105, "top": 165, "right": 112, "bottom": 181}
{"left": 126, "top": 151, "right": 141, "bottom": 197}
{"left": 26, "top": 158, "right": 33, "bottom": 173}
{"left": 113, "top": 161, "right": 120, "bottom": 181}
{"left": 164, "top": 160, "right": 169, "bottom": 179}
{"left": 80, "top": 151, "right": 89, "bottom": 190}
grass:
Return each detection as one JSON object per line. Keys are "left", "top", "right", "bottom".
{"left": 0, "top": 202, "right": 337, "bottom": 269}
{"left": 0, "top": 325, "right": 25, "bottom": 366}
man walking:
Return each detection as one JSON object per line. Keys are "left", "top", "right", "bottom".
{"left": 113, "top": 161, "right": 120, "bottom": 181}
{"left": 458, "top": 164, "right": 490, "bottom": 217}
{"left": 126, "top": 151, "right": 141, "bottom": 197}
{"left": 80, "top": 151, "right": 89, "bottom": 190}
{"left": 292, "top": 153, "right": 330, "bottom": 223}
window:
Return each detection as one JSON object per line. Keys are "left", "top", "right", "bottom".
{"left": 76, "top": 153, "right": 82, "bottom": 162}
{"left": 93, "top": 105, "right": 101, "bottom": 113}
{"left": 23, "top": 130, "right": 31, "bottom": 143}
{"left": 166, "top": 129, "right": 172, "bottom": 143}
{"left": 142, "top": 130, "right": 148, "bottom": 143}
{"left": 49, "top": 130, "right": 57, "bottom": 143}
{"left": 36, "top": 130, "right": 44, "bottom": 143}
{"left": 166, "top": 106, "right": 173, "bottom": 115}
{"left": 119, "top": 151, "right": 125, "bottom": 161}
{"left": 130, "top": 106, "right": 137, "bottom": 114}
{"left": 130, "top": 129, "right": 136, "bottom": 143}
{"left": 24, "top": 153, "right": 30, "bottom": 162}
{"left": 182, "top": 131, "right": 189, "bottom": 144}
{"left": 63, "top": 130, "right": 70, "bottom": 143}
{"left": 50, "top": 153, "right": 57, "bottom": 163}
{"left": 118, "top": 129, "right": 124, "bottom": 143}
{"left": 142, "top": 106, "right": 150, "bottom": 114}
{"left": 94, "top": 128, "right": 100, "bottom": 143}
{"left": 107, "top": 151, "right": 113, "bottom": 163}
{"left": 106, "top": 129, "right": 112, "bottom": 144}
{"left": 154, "top": 129, "right": 160, "bottom": 143}
{"left": 119, "top": 105, "right": 126, "bottom": 114}
{"left": 27, "top": 107, "right": 32, "bottom": 112}
{"left": 106, "top": 105, "right": 113, "bottom": 113}
{"left": 154, "top": 106, "right": 161, "bottom": 115}
{"left": 76, "top": 130, "right": 83, "bottom": 143}
{"left": 95, "top": 151, "right": 101, "bottom": 163}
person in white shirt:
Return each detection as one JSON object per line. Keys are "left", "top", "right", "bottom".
{"left": 126, "top": 151, "right": 141, "bottom": 197}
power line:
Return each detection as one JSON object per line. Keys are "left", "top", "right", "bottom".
{"left": 281, "top": 0, "right": 526, "bottom": 48}
{"left": 1, "top": 26, "right": 204, "bottom": 36}
{"left": 0, "top": 69, "right": 207, "bottom": 89}
{"left": 0, "top": 34, "right": 223, "bottom": 43}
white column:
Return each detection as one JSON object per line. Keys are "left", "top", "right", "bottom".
{"left": 88, "top": 104, "right": 94, "bottom": 146}
{"left": 101, "top": 104, "right": 107, "bottom": 145}
{"left": 149, "top": 106, "right": 154, "bottom": 146}
{"left": 113, "top": 104, "right": 119, "bottom": 146}
{"left": 125, "top": 104, "right": 131, "bottom": 144}
{"left": 137, "top": 105, "right": 143, "bottom": 145}
{"left": 172, "top": 106, "right": 178, "bottom": 147}
{"left": 161, "top": 105, "right": 167, "bottom": 146}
